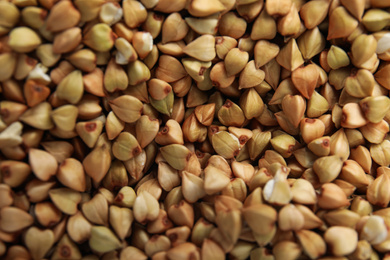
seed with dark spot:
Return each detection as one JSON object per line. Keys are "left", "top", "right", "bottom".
{"left": 224, "top": 100, "right": 233, "bottom": 108}
{"left": 162, "top": 216, "right": 170, "bottom": 226}
{"left": 0, "top": 109, "right": 10, "bottom": 119}
{"left": 26, "top": 56, "right": 36, "bottom": 65}
{"left": 115, "top": 193, "right": 124, "bottom": 202}
{"left": 168, "top": 233, "right": 178, "bottom": 242}
{"left": 210, "top": 126, "right": 219, "bottom": 134}
{"left": 161, "top": 126, "right": 169, "bottom": 134}
{"left": 132, "top": 146, "right": 142, "bottom": 156}
{"left": 153, "top": 13, "right": 164, "bottom": 20}
{"left": 323, "top": 139, "right": 329, "bottom": 147}
{"left": 199, "top": 67, "right": 206, "bottom": 76}
{"left": 60, "top": 245, "right": 71, "bottom": 258}
{"left": 215, "top": 37, "right": 223, "bottom": 45}
{"left": 85, "top": 122, "right": 97, "bottom": 132}
{"left": 164, "top": 86, "right": 171, "bottom": 94}
{"left": 361, "top": 102, "right": 369, "bottom": 113}
{"left": 239, "top": 136, "right": 248, "bottom": 145}
{"left": 1, "top": 166, "right": 11, "bottom": 178}
{"left": 195, "top": 151, "right": 204, "bottom": 158}
{"left": 33, "top": 84, "right": 43, "bottom": 92}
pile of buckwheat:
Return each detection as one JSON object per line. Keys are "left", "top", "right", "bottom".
{"left": 1, "top": 0, "right": 390, "bottom": 259}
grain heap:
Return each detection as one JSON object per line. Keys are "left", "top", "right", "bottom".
{"left": 1, "top": 0, "right": 390, "bottom": 259}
